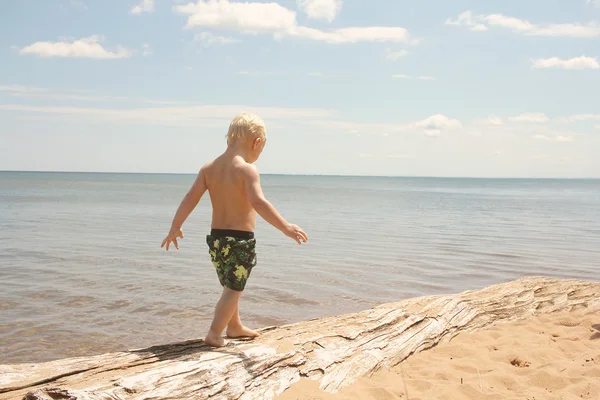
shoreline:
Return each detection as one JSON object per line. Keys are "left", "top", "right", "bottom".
{"left": 1, "top": 277, "right": 599, "bottom": 400}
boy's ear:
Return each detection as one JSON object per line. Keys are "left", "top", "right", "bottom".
{"left": 253, "top": 137, "right": 263, "bottom": 149}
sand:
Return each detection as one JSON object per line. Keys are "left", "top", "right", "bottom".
{"left": 277, "top": 310, "right": 600, "bottom": 400}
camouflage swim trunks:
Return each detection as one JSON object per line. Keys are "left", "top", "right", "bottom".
{"left": 206, "top": 229, "right": 257, "bottom": 292}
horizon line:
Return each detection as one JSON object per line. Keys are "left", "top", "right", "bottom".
{"left": 0, "top": 170, "right": 598, "bottom": 180}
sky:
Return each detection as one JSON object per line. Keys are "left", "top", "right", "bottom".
{"left": 0, "top": 0, "right": 599, "bottom": 178}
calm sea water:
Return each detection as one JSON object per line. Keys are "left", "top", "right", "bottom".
{"left": 1, "top": 172, "right": 599, "bottom": 364}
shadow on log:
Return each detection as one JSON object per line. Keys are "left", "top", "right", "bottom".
{"left": 1, "top": 277, "right": 599, "bottom": 400}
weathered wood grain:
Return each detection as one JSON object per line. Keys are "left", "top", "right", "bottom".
{"left": 1, "top": 277, "right": 598, "bottom": 400}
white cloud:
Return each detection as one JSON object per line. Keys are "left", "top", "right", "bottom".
{"left": 595, "top": 124, "right": 600, "bottom": 130}
{"left": 555, "top": 136, "right": 574, "bottom": 142}
{"left": 534, "top": 134, "right": 574, "bottom": 142}
{"left": 0, "top": 85, "right": 194, "bottom": 104}
{"left": 0, "top": 103, "right": 333, "bottom": 127}
{"left": 4, "top": 92, "right": 127, "bottom": 102}
{"left": 388, "top": 154, "right": 416, "bottom": 159}
{"left": 423, "top": 130, "right": 441, "bottom": 137}
{"left": 176, "top": 1, "right": 296, "bottom": 34}
{"left": 142, "top": 43, "right": 153, "bottom": 56}
{"left": 233, "top": 70, "right": 275, "bottom": 77}
{"left": 446, "top": 11, "right": 600, "bottom": 38}
{"left": 414, "top": 114, "right": 462, "bottom": 136}
{"left": 509, "top": 112, "right": 549, "bottom": 123}
{"left": 252, "top": 112, "right": 462, "bottom": 137}
{"left": 392, "top": 74, "right": 435, "bottom": 81}
{"left": 587, "top": 0, "right": 600, "bottom": 8}
{"left": 19, "top": 35, "right": 132, "bottom": 59}
{"left": 385, "top": 48, "right": 408, "bottom": 61}
{"left": 301, "top": 113, "right": 585, "bottom": 140}
{"left": 69, "top": 0, "right": 88, "bottom": 9}
{"left": 532, "top": 56, "right": 599, "bottom": 70}
{"left": 297, "top": 0, "right": 342, "bottom": 23}
{"left": 360, "top": 153, "right": 415, "bottom": 159}
{"left": 0, "top": 85, "right": 46, "bottom": 93}
{"left": 289, "top": 26, "right": 413, "bottom": 44}
{"left": 445, "top": 11, "right": 488, "bottom": 32}
{"left": 174, "top": 0, "right": 414, "bottom": 44}
{"left": 308, "top": 72, "right": 323, "bottom": 77}
{"left": 131, "top": 0, "right": 154, "bottom": 14}
{"left": 1, "top": 95, "right": 468, "bottom": 142}
{"left": 560, "top": 114, "right": 600, "bottom": 122}
{"left": 195, "top": 32, "right": 240, "bottom": 46}
{"left": 471, "top": 25, "right": 488, "bottom": 32}
{"left": 476, "top": 115, "right": 503, "bottom": 125}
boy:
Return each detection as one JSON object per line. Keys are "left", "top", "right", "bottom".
{"left": 160, "top": 112, "right": 308, "bottom": 347}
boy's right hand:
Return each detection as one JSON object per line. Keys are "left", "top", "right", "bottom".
{"left": 161, "top": 228, "right": 184, "bottom": 251}
{"left": 284, "top": 224, "right": 308, "bottom": 245}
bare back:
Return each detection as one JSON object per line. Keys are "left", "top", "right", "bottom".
{"left": 203, "top": 154, "right": 257, "bottom": 232}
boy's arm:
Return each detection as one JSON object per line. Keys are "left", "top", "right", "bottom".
{"left": 169, "top": 166, "right": 208, "bottom": 232}
{"left": 161, "top": 167, "right": 207, "bottom": 251}
{"left": 242, "top": 164, "right": 308, "bottom": 244}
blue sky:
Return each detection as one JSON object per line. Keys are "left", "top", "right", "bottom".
{"left": 1, "top": 0, "right": 599, "bottom": 177}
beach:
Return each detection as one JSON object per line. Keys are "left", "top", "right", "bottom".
{"left": 1, "top": 173, "right": 600, "bottom": 398}
{"left": 278, "top": 309, "right": 600, "bottom": 400}
{"left": 1, "top": 172, "right": 599, "bottom": 365}
{"left": 2, "top": 277, "right": 599, "bottom": 400}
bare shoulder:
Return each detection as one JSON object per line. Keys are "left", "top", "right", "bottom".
{"left": 198, "top": 160, "right": 216, "bottom": 179}
{"left": 200, "top": 159, "right": 215, "bottom": 172}
{"left": 193, "top": 160, "right": 215, "bottom": 187}
{"left": 235, "top": 159, "right": 259, "bottom": 180}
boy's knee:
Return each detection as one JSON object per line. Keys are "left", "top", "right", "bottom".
{"left": 223, "top": 287, "right": 243, "bottom": 298}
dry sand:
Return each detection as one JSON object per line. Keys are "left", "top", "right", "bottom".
{"left": 277, "top": 310, "right": 600, "bottom": 400}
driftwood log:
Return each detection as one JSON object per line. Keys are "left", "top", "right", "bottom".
{"left": 1, "top": 277, "right": 599, "bottom": 400}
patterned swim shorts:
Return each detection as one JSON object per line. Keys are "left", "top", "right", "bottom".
{"left": 206, "top": 229, "right": 257, "bottom": 292}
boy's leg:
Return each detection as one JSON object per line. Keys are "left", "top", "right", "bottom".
{"left": 205, "top": 287, "right": 242, "bottom": 347}
{"left": 226, "top": 302, "right": 259, "bottom": 339}
{"left": 205, "top": 234, "right": 259, "bottom": 345}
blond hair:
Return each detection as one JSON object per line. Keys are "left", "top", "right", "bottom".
{"left": 226, "top": 112, "right": 267, "bottom": 145}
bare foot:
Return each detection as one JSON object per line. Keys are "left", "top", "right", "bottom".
{"left": 226, "top": 325, "right": 260, "bottom": 339}
{"left": 204, "top": 331, "right": 227, "bottom": 347}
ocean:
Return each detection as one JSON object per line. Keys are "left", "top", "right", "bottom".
{"left": 1, "top": 172, "right": 599, "bottom": 364}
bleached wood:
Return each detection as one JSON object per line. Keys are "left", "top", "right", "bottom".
{"left": 1, "top": 277, "right": 598, "bottom": 400}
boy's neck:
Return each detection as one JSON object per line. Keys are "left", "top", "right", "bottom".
{"left": 225, "top": 142, "right": 252, "bottom": 163}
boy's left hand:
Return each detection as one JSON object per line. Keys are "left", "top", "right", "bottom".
{"left": 161, "top": 228, "right": 184, "bottom": 251}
